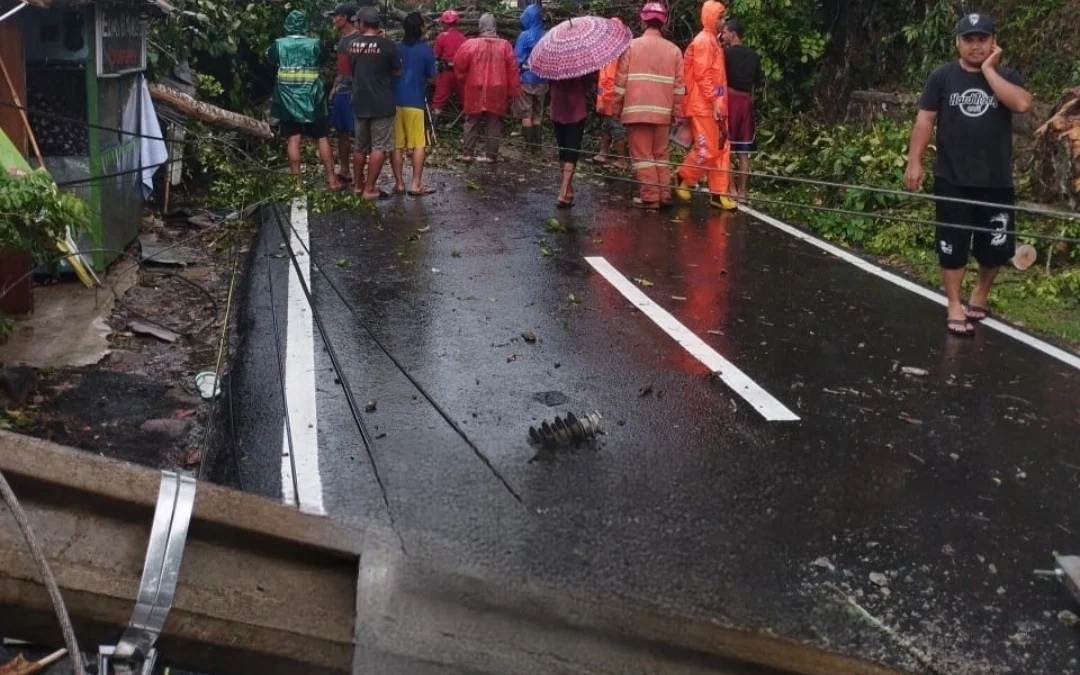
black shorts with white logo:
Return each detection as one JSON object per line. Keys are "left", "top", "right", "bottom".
{"left": 933, "top": 177, "right": 1015, "bottom": 270}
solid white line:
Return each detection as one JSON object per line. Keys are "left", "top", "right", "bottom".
{"left": 281, "top": 198, "right": 325, "bottom": 515}
{"left": 585, "top": 256, "right": 800, "bottom": 422}
{"left": 739, "top": 204, "right": 1080, "bottom": 372}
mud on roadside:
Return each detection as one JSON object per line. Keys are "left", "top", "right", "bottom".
{"left": 0, "top": 209, "right": 251, "bottom": 478}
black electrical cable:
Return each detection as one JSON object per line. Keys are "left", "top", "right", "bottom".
{"left": 429, "top": 126, "right": 1080, "bottom": 245}
{"left": 435, "top": 124, "right": 1080, "bottom": 223}
{"left": 266, "top": 201, "right": 405, "bottom": 535}
{"left": 277, "top": 202, "right": 525, "bottom": 504}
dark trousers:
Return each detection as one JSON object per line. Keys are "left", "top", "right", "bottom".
{"left": 463, "top": 113, "right": 502, "bottom": 160}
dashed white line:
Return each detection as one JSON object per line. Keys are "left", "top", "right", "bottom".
{"left": 739, "top": 204, "right": 1080, "bottom": 373}
{"left": 281, "top": 198, "right": 325, "bottom": 515}
{"left": 585, "top": 256, "right": 800, "bottom": 422}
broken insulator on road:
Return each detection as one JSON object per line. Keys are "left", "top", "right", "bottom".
{"left": 528, "top": 411, "right": 603, "bottom": 448}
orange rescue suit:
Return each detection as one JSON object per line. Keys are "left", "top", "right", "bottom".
{"left": 677, "top": 1, "right": 731, "bottom": 197}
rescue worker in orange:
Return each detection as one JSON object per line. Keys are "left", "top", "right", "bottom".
{"left": 675, "top": 0, "right": 736, "bottom": 210}
{"left": 611, "top": 2, "right": 685, "bottom": 209}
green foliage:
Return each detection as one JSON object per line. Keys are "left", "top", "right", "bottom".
{"left": 0, "top": 315, "right": 13, "bottom": 343}
{"left": 755, "top": 116, "right": 915, "bottom": 244}
{"left": 150, "top": 0, "right": 335, "bottom": 110}
{"left": 0, "top": 169, "right": 89, "bottom": 261}
{"left": 900, "top": 0, "right": 956, "bottom": 86}
{"left": 726, "top": 0, "right": 828, "bottom": 89}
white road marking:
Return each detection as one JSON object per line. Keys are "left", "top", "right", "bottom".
{"left": 585, "top": 256, "right": 800, "bottom": 422}
{"left": 281, "top": 198, "right": 325, "bottom": 515}
{"left": 739, "top": 205, "right": 1080, "bottom": 372}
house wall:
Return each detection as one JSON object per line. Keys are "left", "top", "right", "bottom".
{"left": 0, "top": 0, "right": 27, "bottom": 157}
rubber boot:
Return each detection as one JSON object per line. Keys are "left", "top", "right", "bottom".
{"left": 674, "top": 177, "right": 693, "bottom": 202}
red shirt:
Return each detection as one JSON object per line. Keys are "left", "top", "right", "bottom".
{"left": 549, "top": 75, "right": 591, "bottom": 124}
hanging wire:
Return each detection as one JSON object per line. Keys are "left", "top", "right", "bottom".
{"left": 430, "top": 125, "right": 1080, "bottom": 245}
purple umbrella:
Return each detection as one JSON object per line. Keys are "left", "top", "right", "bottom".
{"left": 527, "top": 16, "right": 633, "bottom": 81}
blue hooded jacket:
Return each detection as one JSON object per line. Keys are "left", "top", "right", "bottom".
{"left": 514, "top": 3, "right": 547, "bottom": 86}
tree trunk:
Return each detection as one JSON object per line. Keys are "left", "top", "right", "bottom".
{"left": 1033, "top": 88, "right": 1080, "bottom": 208}
{"left": 148, "top": 84, "right": 273, "bottom": 140}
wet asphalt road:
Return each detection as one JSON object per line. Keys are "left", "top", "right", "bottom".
{"left": 228, "top": 165, "right": 1080, "bottom": 674}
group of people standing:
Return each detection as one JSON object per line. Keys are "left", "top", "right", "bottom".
{"left": 268, "top": 1, "right": 761, "bottom": 208}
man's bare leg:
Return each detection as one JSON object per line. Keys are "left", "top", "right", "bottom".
{"left": 338, "top": 133, "right": 352, "bottom": 181}
{"left": 363, "top": 150, "right": 387, "bottom": 199}
{"left": 737, "top": 153, "right": 751, "bottom": 199}
{"left": 352, "top": 150, "right": 368, "bottom": 195}
{"left": 390, "top": 149, "right": 406, "bottom": 193}
{"left": 318, "top": 137, "right": 342, "bottom": 190}
{"left": 593, "top": 132, "right": 611, "bottom": 164}
{"left": 966, "top": 265, "right": 999, "bottom": 320}
{"left": 287, "top": 135, "right": 302, "bottom": 177}
{"left": 942, "top": 267, "right": 973, "bottom": 334}
{"left": 612, "top": 138, "right": 628, "bottom": 170}
{"left": 409, "top": 146, "right": 426, "bottom": 192}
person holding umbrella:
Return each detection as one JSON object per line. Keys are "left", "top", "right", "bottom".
{"left": 610, "top": 2, "right": 685, "bottom": 209}
{"left": 527, "top": 15, "right": 634, "bottom": 207}
{"left": 431, "top": 10, "right": 466, "bottom": 124}
{"left": 454, "top": 14, "right": 521, "bottom": 162}
{"left": 674, "top": 0, "right": 736, "bottom": 210}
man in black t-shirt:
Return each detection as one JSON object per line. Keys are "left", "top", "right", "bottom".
{"left": 721, "top": 19, "right": 763, "bottom": 200}
{"left": 349, "top": 6, "right": 401, "bottom": 200}
{"left": 904, "top": 13, "right": 1033, "bottom": 337}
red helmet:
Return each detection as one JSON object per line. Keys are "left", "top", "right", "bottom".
{"left": 639, "top": 2, "right": 667, "bottom": 23}
{"left": 439, "top": 10, "right": 459, "bottom": 25}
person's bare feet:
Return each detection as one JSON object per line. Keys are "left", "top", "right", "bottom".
{"left": 947, "top": 302, "right": 974, "bottom": 335}
{"left": 966, "top": 290, "right": 990, "bottom": 321}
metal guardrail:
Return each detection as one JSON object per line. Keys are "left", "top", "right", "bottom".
{"left": 0, "top": 431, "right": 904, "bottom": 675}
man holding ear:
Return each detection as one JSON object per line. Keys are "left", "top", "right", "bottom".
{"left": 904, "top": 13, "right": 1032, "bottom": 337}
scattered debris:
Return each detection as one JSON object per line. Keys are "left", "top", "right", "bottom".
{"left": 528, "top": 411, "right": 603, "bottom": 449}
{"left": 567, "top": 293, "right": 580, "bottom": 305}
{"left": 898, "top": 413, "right": 923, "bottom": 425}
{"left": 989, "top": 563, "right": 998, "bottom": 575}
{"left": 592, "top": 237, "right": 604, "bottom": 244}
{"left": 521, "top": 331, "right": 538, "bottom": 343}
{"left": 127, "top": 318, "right": 180, "bottom": 343}
{"left": 532, "top": 391, "right": 569, "bottom": 407}
{"left": 365, "top": 400, "right": 378, "bottom": 412}
{"left": 633, "top": 277, "right": 654, "bottom": 287}
{"left": 950, "top": 452, "right": 960, "bottom": 461}
{"left": 465, "top": 179, "right": 481, "bottom": 191}
{"left": 140, "top": 418, "right": 192, "bottom": 440}
{"left": 184, "top": 448, "right": 203, "bottom": 467}
{"left": 942, "top": 544, "right": 956, "bottom": 556}
{"left": 375, "top": 432, "right": 387, "bottom": 439}
{"left": 707, "top": 329, "right": 723, "bottom": 336}
{"left": 1007, "top": 631, "right": 1030, "bottom": 647}
{"left": 811, "top": 557, "right": 836, "bottom": 572}
{"left": 194, "top": 371, "right": 221, "bottom": 400}
{"left": 992, "top": 476, "right": 1003, "bottom": 486}
{"left": 638, "top": 383, "right": 653, "bottom": 397}
{"left": 546, "top": 217, "right": 566, "bottom": 233}
{"left": 900, "top": 366, "right": 929, "bottom": 377}
{"left": 336, "top": 258, "right": 349, "bottom": 268}
{"left": 451, "top": 250, "right": 463, "bottom": 258}
{"left": 539, "top": 246, "right": 553, "bottom": 257}
{"left": 908, "top": 452, "right": 925, "bottom": 464}
{"left": 869, "top": 572, "right": 889, "bottom": 587}
{"left": 1058, "top": 610, "right": 1080, "bottom": 627}
{"left": 506, "top": 353, "right": 517, "bottom": 363}
{"left": 431, "top": 267, "right": 441, "bottom": 274}
{"left": 417, "top": 225, "right": 431, "bottom": 234}
{"left": 671, "top": 295, "right": 687, "bottom": 301}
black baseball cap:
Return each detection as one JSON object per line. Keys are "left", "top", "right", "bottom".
{"left": 356, "top": 6, "right": 380, "bottom": 26}
{"left": 326, "top": 3, "right": 358, "bottom": 18}
{"left": 956, "top": 13, "right": 995, "bottom": 36}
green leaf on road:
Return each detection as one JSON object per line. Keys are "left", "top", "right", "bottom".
{"left": 335, "top": 258, "right": 349, "bottom": 268}
{"left": 539, "top": 246, "right": 553, "bottom": 257}
{"left": 451, "top": 250, "right": 462, "bottom": 258}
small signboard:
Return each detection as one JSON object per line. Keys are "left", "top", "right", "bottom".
{"left": 95, "top": 7, "right": 147, "bottom": 77}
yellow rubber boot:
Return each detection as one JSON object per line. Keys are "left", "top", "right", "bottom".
{"left": 709, "top": 195, "right": 738, "bottom": 210}
{"left": 673, "top": 178, "right": 693, "bottom": 202}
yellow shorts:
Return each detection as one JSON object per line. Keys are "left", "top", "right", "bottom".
{"left": 394, "top": 107, "right": 427, "bottom": 150}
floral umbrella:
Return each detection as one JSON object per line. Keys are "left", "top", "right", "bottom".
{"left": 527, "top": 16, "right": 632, "bottom": 81}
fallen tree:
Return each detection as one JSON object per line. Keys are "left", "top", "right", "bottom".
{"left": 149, "top": 83, "right": 273, "bottom": 140}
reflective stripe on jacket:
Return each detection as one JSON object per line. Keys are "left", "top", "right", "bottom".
{"left": 611, "top": 28, "right": 685, "bottom": 125}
